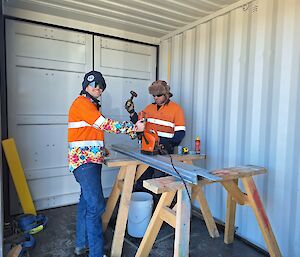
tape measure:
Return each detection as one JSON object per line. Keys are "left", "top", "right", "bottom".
{"left": 182, "top": 147, "right": 189, "bottom": 154}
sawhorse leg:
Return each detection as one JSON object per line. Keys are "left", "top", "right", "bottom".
{"left": 102, "top": 164, "right": 149, "bottom": 232}
{"left": 102, "top": 166, "right": 127, "bottom": 232}
{"left": 174, "top": 186, "right": 191, "bottom": 257}
{"left": 136, "top": 191, "right": 176, "bottom": 257}
{"left": 137, "top": 176, "right": 192, "bottom": 257}
{"left": 110, "top": 164, "right": 137, "bottom": 257}
{"left": 222, "top": 179, "right": 239, "bottom": 244}
{"left": 222, "top": 178, "right": 251, "bottom": 244}
{"left": 184, "top": 160, "right": 219, "bottom": 238}
{"left": 242, "top": 177, "right": 282, "bottom": 257}
{"left": 192, "top": 184, "right": 219, "bottom": 238}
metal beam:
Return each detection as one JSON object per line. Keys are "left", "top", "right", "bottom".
{"left": 111, "top": 144, "right": 221, "bottom": 184}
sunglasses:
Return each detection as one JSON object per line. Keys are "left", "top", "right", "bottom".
{"left": 152, "top": 94, "right": 164, "bottom": 97}
{"left": 90, "top": 82, "right": 104, "bottom": 90}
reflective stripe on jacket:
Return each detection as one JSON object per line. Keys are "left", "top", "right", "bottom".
{"left": 68, "top": 95, "right": 105, "bottom": 145}
{"left": 143, "top": 101, "right": 185, "bottom": 139}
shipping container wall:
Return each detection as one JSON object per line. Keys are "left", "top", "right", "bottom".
{"left": 5, "top": 19, "right": 157, "bottom": 213}
{"left": 159, "top": 0, "right": 300, "bottom": 256}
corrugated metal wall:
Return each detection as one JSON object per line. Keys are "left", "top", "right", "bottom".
{"left": 159, "top": 0, "right": 300, "bottom": 256}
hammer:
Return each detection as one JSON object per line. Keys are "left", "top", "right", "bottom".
{"left": 126, "top": 90, "right": 138, "bottom": 108}
{"left": 129, "top": 90, "right": 137, "bottom": 101}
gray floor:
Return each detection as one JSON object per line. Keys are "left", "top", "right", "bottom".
{"left": 28, "top": 204, "right": 268, "bottom": 257}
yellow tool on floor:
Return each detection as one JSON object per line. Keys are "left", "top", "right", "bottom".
{"left": 2, "top": 138, "right": 36, "bottom": 215}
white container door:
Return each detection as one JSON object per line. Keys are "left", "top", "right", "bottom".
{"left": 6, "top": 20, "right": 93, "bottom": 213}
{"left": 6, "top": 20, "right": 157, "bottom": 213}
{"left": 94, "top": 36, "right": 157, "bottom": 196}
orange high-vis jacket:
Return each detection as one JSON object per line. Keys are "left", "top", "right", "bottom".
{"left": 143, "top": 101, "right": 185, "bottom": 138}
{"left": 68, "top": 96, "right": 106, "bottom": 147}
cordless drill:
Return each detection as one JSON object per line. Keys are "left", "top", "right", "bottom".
{"left": 138, "top": 111, "right": 161, "bottom": 155}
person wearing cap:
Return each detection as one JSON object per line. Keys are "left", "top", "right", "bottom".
{"left": 68, "top": 70, "right": 145, "bottom": 257}
{"left": 125, "top": 80, "right": 185, "bottom": 191}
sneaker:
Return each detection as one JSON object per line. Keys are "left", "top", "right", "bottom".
{"left": 74, "top": 246, "right": 89, "bottom": 255}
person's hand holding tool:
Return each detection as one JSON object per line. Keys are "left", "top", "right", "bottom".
{"left": 125, "top": 90, "right": 137, "bottom": 114}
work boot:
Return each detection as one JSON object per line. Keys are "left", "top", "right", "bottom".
{"left": 74, "top": 246, "right": 89, "bottom": 255}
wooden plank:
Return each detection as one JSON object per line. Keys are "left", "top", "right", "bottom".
{"left": 174, "top": 185, "right": 191, "bottom": 257}
{"left": 136, "top": 191, "right": 176, "bottom": 257}
{"left": 182, "top": 159, "right": 193, "bottom": 165}
{"left": 221, "top": 180, "right": 249, "bottom": 205}
{"left": 6, "top": 245, "right": 22, "bottom": 257}
{"left": 195, "top": 166, "right": 267, "bottom": 186}
{"left": 144, "top": 175, "right": 219, "bottom": 238}
{"left": 224, "top": 179, "right": 238, "bottom": 244}
{"left": 242, "top": 177, "right": 282, "bottom": 257}
{"left": 102, "top": 166, "right": 126, "bottom": 232}
{"left": 110, "top": 164, "right": 137, "bottom": 257}
{"left": 105, "top": 158, "right": 141, "bottom": 167}
{"left": 135, "top": 164, "right": 149, "bottom": 182}
{"left": 172, "top": 203, "right": 177, "bottom": 211}
{"left": 211, "top": 165, "right": 266, "bottom": 181}
{"left": 192, "top": 185, "right": 219, "bottom": 238}
{"left": 172, "top": 154, "right": 206, "bottom": 162}
{"left": 116, "top": 166, "right": 127, "bottom": 181}
{"left": 143, "top": 176, "right": 184, "bottom": 194}
{"left": 117, "top": 181, "right": 123, "bottom": 190}
{"left": 105, "top": 154, "right": 203, "bottom": 168}
{"left": 2, "top": 138, "right": 36, "bottom": 215}
{"left": 159, "top": 206, "right": 176, "bottom": 228}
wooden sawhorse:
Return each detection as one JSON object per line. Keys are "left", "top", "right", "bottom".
{"left": 136, "top": 165, "right": 282, "bottom": 257}
{"left": 102, "top": 154, "right": 205, "bottom": 257}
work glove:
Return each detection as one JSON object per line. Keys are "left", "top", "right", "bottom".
{"left": 125, "top": 99, "right": 135, "bottom": 114}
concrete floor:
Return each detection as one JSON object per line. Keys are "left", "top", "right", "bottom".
{"left": 27, "top": 204, "right": 268, "bottom": 257}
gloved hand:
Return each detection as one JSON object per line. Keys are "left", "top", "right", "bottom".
{"left": 125, "top": 99, "right": 135, "bottom": 114}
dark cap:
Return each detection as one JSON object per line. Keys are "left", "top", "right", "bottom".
{"left": 82, "top": 71, "right": 106, "bottom": 91}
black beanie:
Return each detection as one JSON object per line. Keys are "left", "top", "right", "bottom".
{"left": 82, "top": 71, "right": 106, "bottom": 91}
